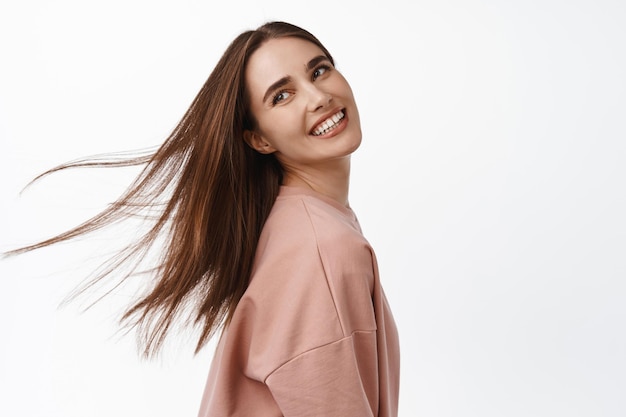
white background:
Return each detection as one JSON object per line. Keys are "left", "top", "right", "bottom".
{"left": 1, "top": 0, "right": 625, "bottom": 416}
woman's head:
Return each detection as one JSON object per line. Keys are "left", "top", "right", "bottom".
{"left": 195, "top": 21, "right": 360, "bottom": 183}
{"left": 243, "top": 36, "right": 362, "bottom": 178}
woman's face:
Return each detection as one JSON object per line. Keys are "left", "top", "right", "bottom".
{"left": 244, "top": 37, "right": 361, "bottom": 172}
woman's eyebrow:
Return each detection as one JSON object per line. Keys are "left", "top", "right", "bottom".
{"left": 305, "top": 55, "right": 329, "bottom": 71}
{"left": 263, "top": 76, "right": 291, "bottom": 103}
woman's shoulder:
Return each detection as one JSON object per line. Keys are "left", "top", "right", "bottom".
{"left": 257, "top": 186, "right": 373, "bottom": 279}
{"left": 267, "top": 186, "right": 362, "bottom": 239}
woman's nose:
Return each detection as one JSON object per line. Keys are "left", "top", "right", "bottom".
{"left": 306, "top": 84, "right": 332, "bottom": 112}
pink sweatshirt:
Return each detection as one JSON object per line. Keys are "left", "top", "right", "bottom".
{"left": 198, "top": 186, "right": 400, "bottom": 416}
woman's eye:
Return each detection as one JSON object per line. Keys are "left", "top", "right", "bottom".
{"left": 313, "top": 65, "right": 330, "bottom": 80}
{"left": 272, "top": 91, "right": 291, "bottom": 105}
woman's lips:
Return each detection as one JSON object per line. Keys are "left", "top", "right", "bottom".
{"left": 310, "top": 109, "right": 346, "bottom": 136}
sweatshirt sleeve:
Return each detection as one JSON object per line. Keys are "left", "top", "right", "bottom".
{"left": 266, "top": 331, "right": 378, "bottom": 417}
{"left": 240, "top": 198, "right": 381, "bottom": 416}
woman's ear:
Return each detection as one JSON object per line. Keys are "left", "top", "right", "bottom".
{"left": 243, "top": 130, "right": 276, "bottom": 154}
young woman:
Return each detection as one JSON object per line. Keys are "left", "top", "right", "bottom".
{"left": 9, "top": 21, "right": 400, "bottom": 416}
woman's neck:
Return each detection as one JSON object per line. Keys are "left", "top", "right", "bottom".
{"left": 282, "top": 157, "right": 351, "bottom": 207}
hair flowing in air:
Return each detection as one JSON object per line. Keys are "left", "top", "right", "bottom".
{"left": 6, "top": 22, "right": 335, "bottom": 357}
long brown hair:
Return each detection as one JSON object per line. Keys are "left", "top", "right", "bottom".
{"left": 5, "top": 21, "right": 335, "bottom": 357}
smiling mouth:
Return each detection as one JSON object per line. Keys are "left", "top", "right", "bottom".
{"left": 311, "top": 110, "right": 345, "bottom": 136}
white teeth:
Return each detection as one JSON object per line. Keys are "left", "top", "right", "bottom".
{"left": 312, "top": 110, "right": 345, "bottom": 136}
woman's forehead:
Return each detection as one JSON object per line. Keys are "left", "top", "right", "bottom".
{"left": 246, "top": 38, "right": 326, "bottom": 87}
